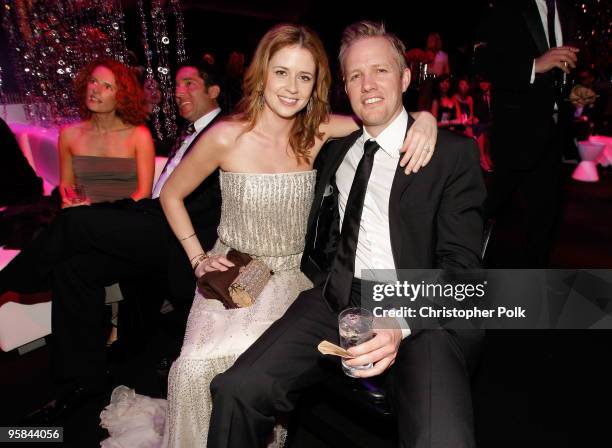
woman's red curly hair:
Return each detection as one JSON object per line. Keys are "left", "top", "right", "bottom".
{"left": 74, "top": 58, "right": 148, "bottom": 126}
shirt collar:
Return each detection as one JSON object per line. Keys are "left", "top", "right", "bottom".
{"left": 362, "top": 108, "right": 408, "bottom": 158}
{"left": 193, "top": 107, "right": 221, "bottom": 133}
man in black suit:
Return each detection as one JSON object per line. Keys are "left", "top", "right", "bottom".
{"left": 0, "top": 59, "right": 223, "bottom": 412}
{"left": 484, "top": 0, "right": 578, "bottom": 267}
{"left": 208, "top": 21, "right": 485, "bottom": 448}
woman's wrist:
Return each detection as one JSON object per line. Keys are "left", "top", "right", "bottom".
{"left": 191, "top": 253, "right": 208, "bottom": 272}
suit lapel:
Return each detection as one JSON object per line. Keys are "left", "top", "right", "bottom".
{"left": 315, "top": 130, "right": 362, "bottom": 201}
{"left": 308, "top": 130, "right": 362, "bottom": 232}
{"left": 183, "top": 112, "right": 223, "bottom": 157}
{"left": 388, "top": 114, "right": 416, "bottom": 267}
{"left": 522, "top": 0, "right": 549, "bottom": 55}
{"left": 326, "top": 130, "right": 362, "bottom": 184}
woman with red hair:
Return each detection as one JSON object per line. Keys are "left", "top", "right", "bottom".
{"left": 60, "top": 58, "right": 155, "bottom": 344}
{"left": 59, "top": 58, "right": 155, "bottom": 207}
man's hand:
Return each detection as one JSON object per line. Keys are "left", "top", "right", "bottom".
{"left": 400, "top": 111, "right": 438, "bottom": 174}
{"left": 345, "top": 319, "right": 402, "bottom": 378}
{"left": 535, "top": 46, "right": 579, "bottom": 74}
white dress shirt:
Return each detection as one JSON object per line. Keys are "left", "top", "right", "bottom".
{"left": 530, "top": 0, "right": 563, "bottom": 84}
{"left": 152, "top": 107, "right": 221, "bottom": 199}
{"left": 336, "top": 109, "right": 411, "bottom": 337}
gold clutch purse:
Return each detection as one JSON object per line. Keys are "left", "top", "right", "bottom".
{"left": 198, "top": 249, "right": 273, "bottom": 309}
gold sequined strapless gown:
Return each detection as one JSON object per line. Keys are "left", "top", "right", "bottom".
{"left": 167, "top": 170, "right": 316, "bottom": 447}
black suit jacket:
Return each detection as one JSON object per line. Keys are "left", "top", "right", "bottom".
{"left": 301, "top": 116, "right": 486, "bottom": 289}
{"left": 485, "top": 0, "right": 574, "bottom": 168}
{"left": 473, "top": 91, "right": 493, "bottom": 126}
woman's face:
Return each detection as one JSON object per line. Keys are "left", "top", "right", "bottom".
{"left": 263, "top": 45, "right": 316, "bottom": 120}
{"left": 86, "top": 65, "right": 118, "bottom": 113}
{"left": 458, "top": 79, "right": 470, "bottom": 95}
{"left": 439, "top": 78, "right": 450, "bottom": 94}
{"left": 426, "top": 34, "right": 439, "bottom": 51}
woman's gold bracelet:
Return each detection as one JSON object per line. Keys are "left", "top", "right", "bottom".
{"left": 180, "top": 232, "right": 196, "bottom": 241}
{"left": 190, "top": 252, "right": 205, "bottom": 264}
{"left": 191, "top": 253, "right": 209, "bottom": 272}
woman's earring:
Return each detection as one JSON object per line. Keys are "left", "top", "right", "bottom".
{"left": 306, "top": 98, "right": 313, "bottom": 115}
{"left": 258, "top": 91, "right": 265, "bottom": 109}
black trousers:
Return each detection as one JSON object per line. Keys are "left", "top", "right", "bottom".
{"left": 209, "top": 286, "right": 482, "bottom": 448}
{"left": 486, "top": 120, "right": 563, "bottom": 267}
{"left": 47, "top": 205, "right": 173, "bottom": 386}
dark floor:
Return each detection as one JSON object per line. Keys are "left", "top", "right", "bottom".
{"left": 1, "top": 165, "right": 611, "bottom": 447}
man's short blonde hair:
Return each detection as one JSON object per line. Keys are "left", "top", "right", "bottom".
{"left": 338, "top": 21, "right": 407, "bottom": 78}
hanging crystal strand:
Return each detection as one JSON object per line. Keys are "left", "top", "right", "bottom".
{"left": 170, "top": 0, "right": 187, "bottom": 64}
{"left": 63, "top": 0, "right": 81, "bottom": 119}
{"left": 112, "top": 0, "right": 129, "bottom": 64}
{"left": 38, "top": 3, "right": 61, "bottom": 126}
{"left": 138, "top": 0, "right": 163, "bottom": 140}
{"left": 151, "top": 0, "right": 177, "bottom": 139}
{"left": 49, "top": 2, "right": 64, "bottom": 126}
{"left": 17, "top": 0, "right": 39, "bottom": 123}
{"left": 0, "top": 63, "right": 5, "bottom": 121}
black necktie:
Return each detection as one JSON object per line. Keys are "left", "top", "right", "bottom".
{"left": 161, "top": 123, "right": 196, "bottom": 174}
{"left": 546, "top": 0, "right": 557, "bottom": 48}
{"left": 324, "top": 139, "right": 380, "bottom": 311}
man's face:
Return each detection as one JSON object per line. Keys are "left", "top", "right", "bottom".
{"left": 343, "top": 37, "right": 410, "bottom": 136}
{"left": 479, "top": 80, "right": 491, "bottom": 92}
{"left": 175, "top": 66, "right": 218, "bottom": 122}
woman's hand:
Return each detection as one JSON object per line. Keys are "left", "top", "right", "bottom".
{"left": 60, "top": 183, "right": 91, "bottom": 208}
{"left": 61, "top": 198, "right": 91, "bottom": 208}
{"left": 194, "top": 254, "right": 235, "bottom": 278}
{"left": 400, "top": 111, "right": 438, "bottom": 174}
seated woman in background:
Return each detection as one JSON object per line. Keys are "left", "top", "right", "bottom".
{"left": 431, "top": 74, "right": 459, "bottom": 130}
{"left": 59, "top": 58, "right": 155, "bottom": 207}
{"left": 0, "top": 59, "right": 153, "bottom": 296}
{"left": 452, "top": 76, "right": 477, "bottom": 138}
{"left": 473, "top": 75, "right": 494, "bottom": 171}
{"left": 59, "top": 58, "right": 155, "bottom": 344}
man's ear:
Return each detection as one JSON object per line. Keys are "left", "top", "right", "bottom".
{"left": 207, "top": 85, "right": 221, "bottom": 99}
{"left": 401, "top": 68, "right": 411, "bottom": 93}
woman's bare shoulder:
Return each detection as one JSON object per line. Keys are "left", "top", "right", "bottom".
{"left": 130, "top": 124, "right": 153, "bottom": 139}
{"left": 203, "top": 119, "right": 249, "bottom": 147}
{"left": 60, "top": 120, "right": 87, "bottom": 134}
